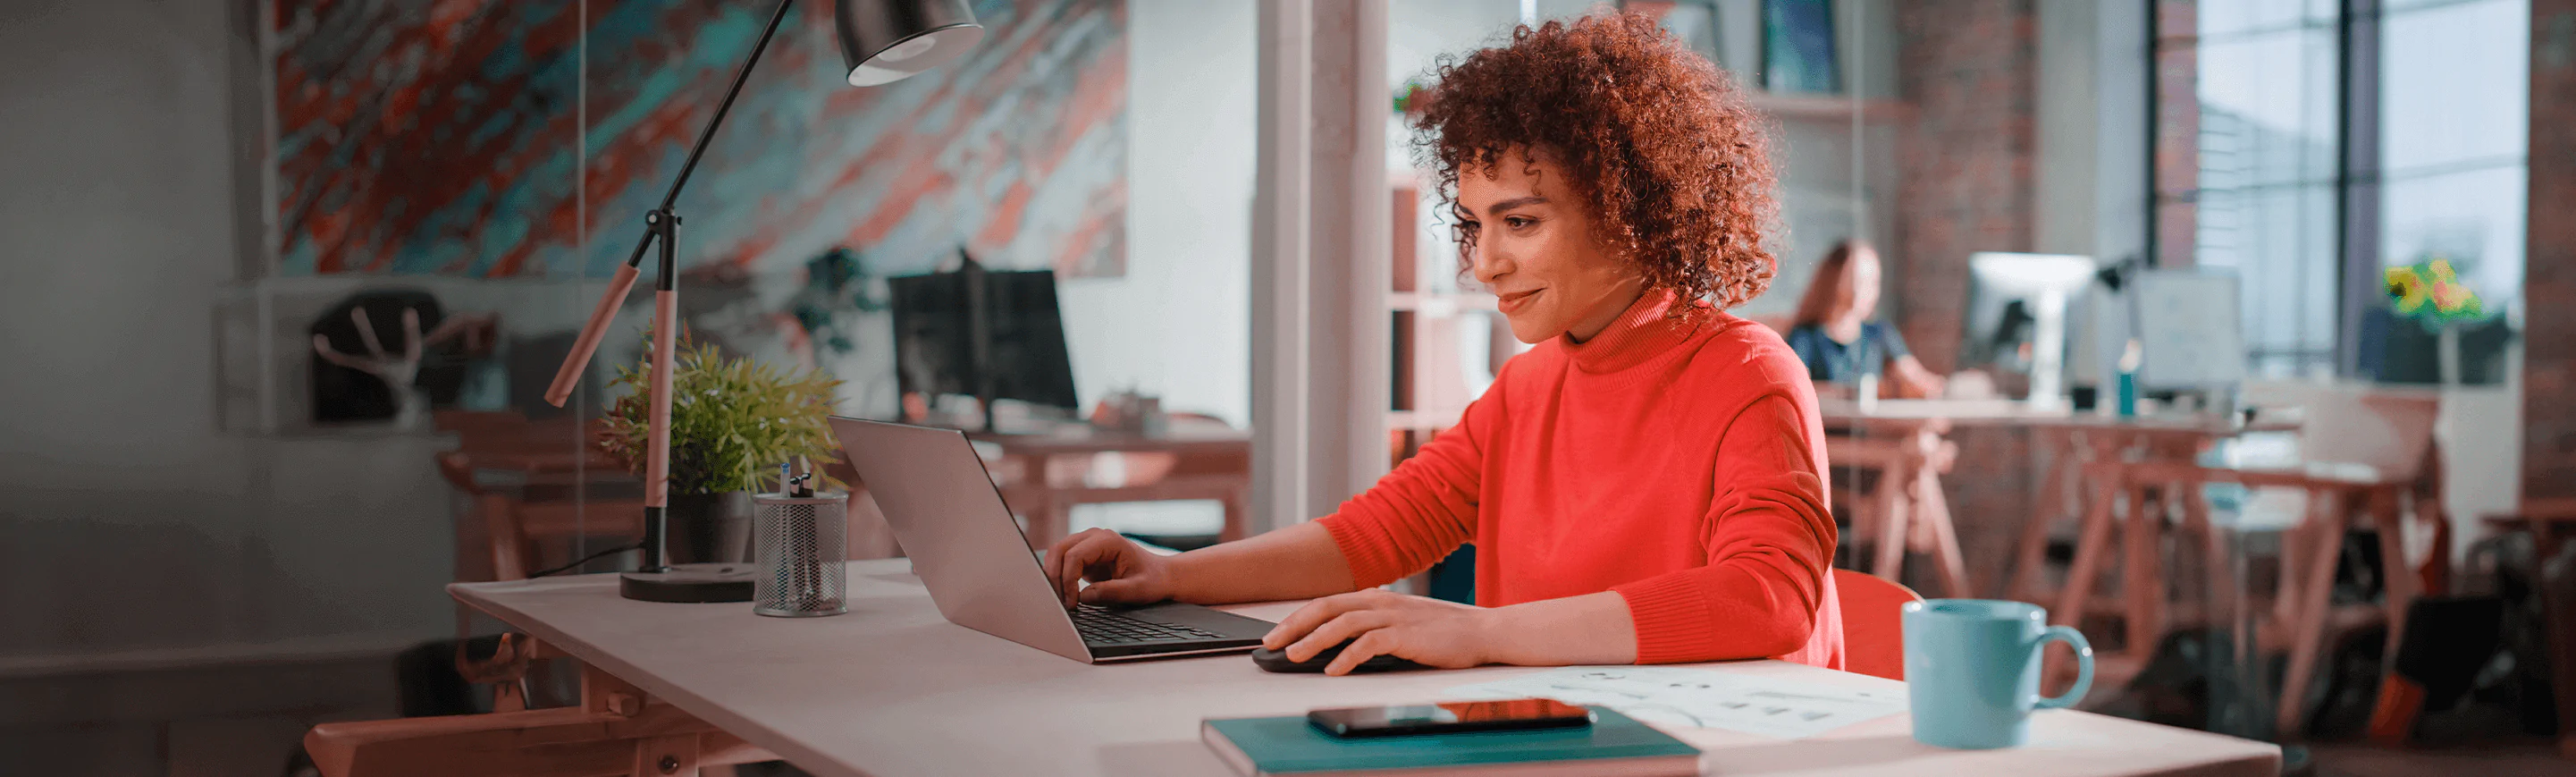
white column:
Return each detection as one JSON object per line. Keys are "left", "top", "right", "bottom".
{"left": 1309, "top": 0, "right": 1392, "bottom": 520}
{"left": 1252, "top": 0, "right": 1391, "bottom": 532}
{"left": 1251, "top": 0, "right": 1315, "bottom": 532}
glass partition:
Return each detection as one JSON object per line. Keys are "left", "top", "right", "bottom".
{"left": 563, "top": 0, "right": 1259, "bottom": 557}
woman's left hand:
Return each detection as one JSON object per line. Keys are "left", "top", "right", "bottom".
{"left": 1263, "top": 588, "right": 1503, "bottom": 675}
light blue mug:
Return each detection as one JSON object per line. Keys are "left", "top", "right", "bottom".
{"left": 1900, "top": 599, "right": 2093, "bottom": 749}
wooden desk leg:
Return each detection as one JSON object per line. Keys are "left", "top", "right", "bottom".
{"left": 2178, "top": 480, "right": 2233, "bottom": 634}
{"left": 2012, "top": 430, "right": 2076, "bottom": 603}
{"left": 1873, "top": 459, "right": 1914, "bottom": 583}
{"left": 2359, "top": 486, "right": 2430, "bottom": 743}
{"left": 1220, "top": 488, "right": 1251, "bottom": 543}
{"left": 1003, "top": 452, "right": 1065, "bottom": 549}
{"left": 2370, "top": 487, "right": 2419, "bottom": 655}
{"left": 480, "top": 493, "right": 529, "bottom": 582}
{"left": 2048, "top": 469, "right": 2121, "bottom": 683}
{"left": 1844, "top": 474, "right": 1880, "bottom": 570}
{"left": 2055, "top": 468, "right": 2122, "bottom": 629}
{"left": 2125, "top": 483, "right": 2168, "bottom": 657}
{"left": 2277, "top": 488, "right": 2353, "bottom": 737}
{"left": 1033, "top": 502, "right": 1069, "bottom": 550}
{"left": 2273, "top": 500, "right": 2316, "bottom": 644}
{"left": 1915, "top": 463, "right": 1971, "bottom": 597}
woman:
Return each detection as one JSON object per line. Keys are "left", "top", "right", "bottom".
{"left": 1785, "top": 241, "right": 1946, "bottom": 398}
{"left": 1041, "top": 13, "right": 1841, "bottom": 674}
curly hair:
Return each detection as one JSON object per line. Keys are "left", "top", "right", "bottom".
{"left": 1413, "top": 12, "right": 1780, "bottom": 310}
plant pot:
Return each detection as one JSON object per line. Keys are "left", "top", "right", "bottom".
{"left": 664, "top": 492, "right": 753, "bottom": 565}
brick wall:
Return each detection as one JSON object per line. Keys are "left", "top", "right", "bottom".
{"left": 1887, "top": 1, "right": 2041, "bottom": 594}
{"left": 2530, "top": 0, "right": 2576, "bottom": 502}
{"left": 1892, "top": 0, "right": 2037, "bottom": 376}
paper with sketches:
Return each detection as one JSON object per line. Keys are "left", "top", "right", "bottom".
{"left": 1443, "top": 666, "right": 1907, "bottom": 739}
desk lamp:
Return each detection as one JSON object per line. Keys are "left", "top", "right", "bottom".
{"left": 543, "top": 0, "right": 982, "bottom": 603}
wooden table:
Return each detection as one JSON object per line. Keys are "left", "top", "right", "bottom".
{"left": 969, "top": 425, "right": 1254, "bottom": 548}
{"left": 1819, "top": 400, "right": 2289, "bottom": 601}
{"left": 1815, "top": 400, "right": 2068, "bottom": 597}
{"left": 2007, "top": 415, "right": 2299, "bottom": 618}
{"left": 1817, "top": 399, "right": 2309, "bottom": 710}
{"left": 1817, "top": 398, "right": 2062, "bottom": 427}
{"left": 400, "top": 559, "right": 2279, "bottom": 777}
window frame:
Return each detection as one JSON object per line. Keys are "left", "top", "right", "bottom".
{"left": 2149, "top": 0, "right": 2526, "bottom": 379}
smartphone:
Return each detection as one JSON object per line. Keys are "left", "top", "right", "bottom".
{"left": 1306, "top": 698, "right": 1595, "bottom": 738}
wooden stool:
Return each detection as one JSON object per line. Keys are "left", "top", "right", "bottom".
{"left": 434, "top": 411, "right": 643, "bottom": 582}
{"left": 306, "top": 636, "right": 774, "bottom": 777}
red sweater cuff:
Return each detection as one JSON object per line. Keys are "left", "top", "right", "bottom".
{"left": 1320, "top": 514, "right": 1411, "bottom": 590}
{"left": 1613, "top": 574, "right": 1715, "bottom": 664}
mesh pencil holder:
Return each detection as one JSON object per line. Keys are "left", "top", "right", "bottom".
{"left": 752, "top": 492, "right": 848, "bottom": 617}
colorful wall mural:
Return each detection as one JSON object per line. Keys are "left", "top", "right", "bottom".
{"left": 270, "top": 0, "right": 1127, "bottom": 280}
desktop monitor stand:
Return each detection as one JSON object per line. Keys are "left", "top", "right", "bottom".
{"left": 2025, "top": 286, "right": 2071, "bottom": 411}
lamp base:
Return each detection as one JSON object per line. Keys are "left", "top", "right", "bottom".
{"left": 619, "top": 563, "right": 757, "bottom": 603}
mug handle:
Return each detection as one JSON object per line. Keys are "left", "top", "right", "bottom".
{"left": 2033, "top": 625, "right": 2093, "bottom": 710}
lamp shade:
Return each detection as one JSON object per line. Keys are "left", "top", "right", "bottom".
{"left": 835, "top": 0, "right": 984, "bottom": 87}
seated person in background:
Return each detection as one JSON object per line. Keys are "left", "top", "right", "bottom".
{"left": 1041, "top": 13, "right": 1842, "bottom": 676}
{"left": 1785, "top": 240, "right": 1947, "bottom": 399}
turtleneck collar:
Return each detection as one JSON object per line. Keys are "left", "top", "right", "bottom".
{"left": 1558, "top": 287, "right": 1712, "bottom": 376}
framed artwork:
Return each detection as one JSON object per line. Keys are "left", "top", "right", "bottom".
{"left": 269, "top": 0, "right": 1127, "bottom": 280}
{"left": 1762, "top": 0, "right": 1839, "bottom": 94}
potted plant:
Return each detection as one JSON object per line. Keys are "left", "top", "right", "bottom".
{"left": 598, "top": 328, "right": 845, "bottom": 563}
{"left": 2384, "top": 256, "right": 2488, "bottom": 384}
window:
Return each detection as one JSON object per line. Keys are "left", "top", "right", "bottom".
{"left": 2152, "top": 0, "right": 2527, "bottom": 380}
{"left": 2378, "top": 0, "right": 2527, "bottom": 308}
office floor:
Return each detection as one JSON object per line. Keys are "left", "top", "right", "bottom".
{"left": 2309, "top": 741, "right": 2574, "bottom": 777}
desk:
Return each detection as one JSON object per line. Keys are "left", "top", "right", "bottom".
{"left": 437, "top": 446, "right": 640, "bottom": 584}
{"left": 970, "top": 425, "right": 1254, "bottom": 549}
{"left": 1816, "top": 400, "right": 2064, "bottom": 596}
{"left": 1819, "top": 401, "right": 2288, "bottom": 604}
{"left": 1817, "top": 398, "right": 2058, "bottom": 426}
{"left": 424, "top": 559, "right": 2277, "bottom": 777}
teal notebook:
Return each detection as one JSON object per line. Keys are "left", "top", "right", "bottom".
{"left": 1199, "top": 706, "right": 1701, "bottom": 776}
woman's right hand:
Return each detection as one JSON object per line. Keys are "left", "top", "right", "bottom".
{"left": 1040, "top": 528, "right": 1179, "bottom": 609}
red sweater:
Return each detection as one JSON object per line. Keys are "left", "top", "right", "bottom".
{"left": 1319, "top": 290, "right": 1843, "bottom": 669}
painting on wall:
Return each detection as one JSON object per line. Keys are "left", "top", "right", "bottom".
{"left": 1761, "top": 0, "right": 1838, "bottom": 94}
{"left": 269, "top": 0, "right": 1127, "bottom": 281}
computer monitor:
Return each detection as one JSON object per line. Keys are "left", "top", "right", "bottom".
{"left": 2129, "top": 270, "right": 2246, "bottom": 392}
{"left": 1956, "top": 252, "right": 2097, "bottom": 410}
{"left": 888, "top": 259, "right": 1080, "bottom": 427}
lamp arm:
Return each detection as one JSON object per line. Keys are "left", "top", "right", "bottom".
{"left": 541, "top": 0, "right": 799, "bottom": 408}
{"left": 657, "top": 0, "right": 797, "bottom": 214}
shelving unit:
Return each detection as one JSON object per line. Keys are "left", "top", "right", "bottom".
{"left": 1383, "top": 172, "right": 1503, "bottom": 603}
{"left": 1747, "top": 93, "right": 1913, "bottom": 123}
{"left": 1384, "top": 174, "right": 1519, "bottom": 467}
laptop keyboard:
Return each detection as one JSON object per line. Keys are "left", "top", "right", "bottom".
{"left": 1072, "top": 605, "right": 1230, "bottom": 644}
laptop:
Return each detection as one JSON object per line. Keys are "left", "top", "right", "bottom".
{"left": 829, "top": 417, "right": 1276, "bottom": 663}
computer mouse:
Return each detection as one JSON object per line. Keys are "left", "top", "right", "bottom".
{"left": 1250, "top": 640, "right": 1433, "bottom": 673}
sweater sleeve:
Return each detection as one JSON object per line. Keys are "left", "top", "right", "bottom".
{"left": 1313, "top": 376, "right": 1504, "bottom": 589}
{"left": 1610, "top": 393, "right": 1837, "bottom": 663}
